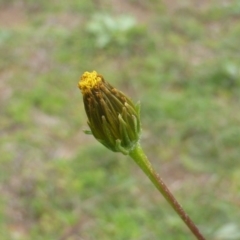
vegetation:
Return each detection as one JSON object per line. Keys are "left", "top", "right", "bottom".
{"left": 0, "top": 0, "right": 240, "bottom": 239}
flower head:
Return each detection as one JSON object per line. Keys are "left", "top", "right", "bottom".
{"left": 78, "top": 71, "right": 141, "bottom": 155}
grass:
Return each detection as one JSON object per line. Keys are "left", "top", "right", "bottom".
{"left": 1, "top": 0, "right": 240, "bottom": 239}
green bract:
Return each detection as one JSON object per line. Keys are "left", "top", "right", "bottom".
{"left": 79, "top": 71, "right": 141, "bottom": 155}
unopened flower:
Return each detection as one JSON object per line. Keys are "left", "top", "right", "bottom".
{"left": 78, "top": 71, "right": 141, "bottom": 155}
{"left": 78, "top": 71, "right": 205, "bottom": 240}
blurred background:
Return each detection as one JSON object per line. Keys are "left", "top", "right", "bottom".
{"left": 1, "top": 0, "right": 240, "bottom": 239}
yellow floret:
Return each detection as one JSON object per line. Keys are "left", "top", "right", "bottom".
{"left": 78, "top": 71, "right": 102, "bottom": 93}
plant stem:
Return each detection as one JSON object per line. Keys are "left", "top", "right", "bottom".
{"left": 129, "top": 143, "right": 206, "bottom": 240}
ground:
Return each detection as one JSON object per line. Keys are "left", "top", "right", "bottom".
{"left": 0, "top": 0, "right": 240, "bottom": 239}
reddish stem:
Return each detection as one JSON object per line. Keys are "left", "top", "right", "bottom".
{"left": 129, "top": 144, "right": 206, "bottom": 240}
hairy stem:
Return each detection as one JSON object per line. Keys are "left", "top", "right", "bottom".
{"left": 129, "top": 143, "right": 206, "bottom": 240}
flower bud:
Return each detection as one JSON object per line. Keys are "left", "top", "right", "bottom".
{"left": 78, "top": 71, "right": 141, "bottom": 155}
